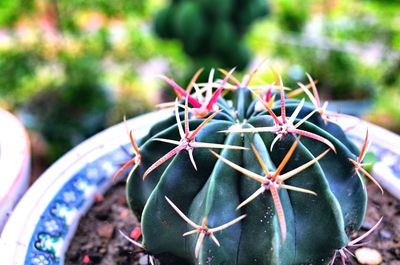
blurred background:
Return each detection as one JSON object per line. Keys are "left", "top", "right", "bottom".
{"left": 0, "top": 0, "right": 399, "bottom": 179}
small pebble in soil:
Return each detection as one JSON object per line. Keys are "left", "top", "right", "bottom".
{"left": 97, "top": 223, "right": 114, "bottom": 239}
{"left": 120, "top": 208, "right": 130, "bottom": 218}
{"left": 355, "top": 247, "right": 383, "bottom": 265}
{"left": 95, "top": 194, "right": 104, "bottom": 203}
{"left": 83, "top": 255, "right": 91, "bottom": 264}
{"left": 130, "top": 227, "right": 142, "bottom": 240}
{"left": 379, "top": 229, "right": 392, "bottom": 239}
{"left": 99, "top": 247, "right": 107, "bottom": 254}
{"left": 139, "top": 254, "right": 150, "bottom": 265}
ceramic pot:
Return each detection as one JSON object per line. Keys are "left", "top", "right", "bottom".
{"left": 0, "top": 109, "right": 30, "bottom": 232}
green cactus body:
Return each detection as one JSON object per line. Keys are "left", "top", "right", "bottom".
{"left": 153, "top": 0, "right": 269, "bottom": 70}
{"left": 125, "top": 74, "right": 367, "bottom": 265}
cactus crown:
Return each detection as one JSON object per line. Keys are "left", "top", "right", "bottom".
{"left": 118, "top": 66, "right": 381, "bottom": 265}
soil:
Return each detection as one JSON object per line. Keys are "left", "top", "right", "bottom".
{"left": 65, "top": 182, "right": 143, "bottom": 265}
{"left": 354, "top": 184, "right": 400, "bottom": 265}
{"left": 66, "top": 182, "right": 400, "bottom": 265}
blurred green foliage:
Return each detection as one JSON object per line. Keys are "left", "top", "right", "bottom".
{"left": 323, "top": 1, "right": 400, "bottom": 50}
{"left": 274, "top": 46, "right": 376, "bottom": 100}
{"left": 364, "top": 87, "right": 400, "bottom": 133}
{"left": 275, "top": 0, "right": 310, "bottom": 33}
{"left": 57, "top": 0, "right": 147, "bottom": 17}
{"left": 0, "top": 1, "right": 34, "bottom": 26}
{"left": 0, "top": 49, "right": 44, "bottom": 106}
{"left": 0, "top": 0, "right": 189, "bottom": 170}
{"left": 22, "top": 56, "right": 111, "bottom": 161}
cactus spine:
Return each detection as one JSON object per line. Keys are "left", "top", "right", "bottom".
{"left": 119, "top": 68, "right": 380, "bottom": 265}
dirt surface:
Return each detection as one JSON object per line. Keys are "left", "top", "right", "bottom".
{"left": 65, "top": 182, "right": 145, "bottom": 265}
{"left": 66, "top": 182, "right": 400, "bottom": 265}
{"left": 351, "top": 184, "right": 400, "bottom": 265}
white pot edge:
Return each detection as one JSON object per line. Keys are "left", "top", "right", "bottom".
{"left": 0, "top": 109, "right": 31, "bottom": 232}
{"left": 0, "top": 109, "right": 171, "bottom": 264}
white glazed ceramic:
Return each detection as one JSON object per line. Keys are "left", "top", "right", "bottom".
{"left": 0, "top": 110, "right": 398, "bottom": 265}
{"left": 0, "top": 109, "right": 30, "bottom": 232}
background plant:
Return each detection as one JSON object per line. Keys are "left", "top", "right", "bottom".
{"left": 154, "top": 0, "right": 269, "bottom": 73}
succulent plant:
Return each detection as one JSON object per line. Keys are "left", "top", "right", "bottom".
{"left": 154, "top": 0, "right": 269, "bottom": 70}
{"left": 117, "top": 67, "right": 382, "bottom": 265}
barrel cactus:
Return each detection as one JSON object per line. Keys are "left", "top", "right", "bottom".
{"left": 154, "top": 0, "right": 269, "bottom": 70}
{"left": 117, "top": 68, "right": 382, "bottom": 265}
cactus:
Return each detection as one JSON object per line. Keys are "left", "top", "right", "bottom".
{"left": 153, "top": 0, "right": 269, "bottom": 70}
{"left": 118, "top": 68, "right": 382, "bottom": 265}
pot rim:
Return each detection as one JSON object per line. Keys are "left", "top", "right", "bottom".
{"left": 0, "top": 109, "right": 30, "bottom": 203}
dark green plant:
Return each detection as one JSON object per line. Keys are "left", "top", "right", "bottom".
{"left": 118, "top": 69, "right": 382, "bottom": 264}
{"left": 154, "top": 0, "right": 269, "bottom": 71}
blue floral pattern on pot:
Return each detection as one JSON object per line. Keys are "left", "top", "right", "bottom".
{"left": 25, "top": 145, "right": 128, "bottom": 264}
